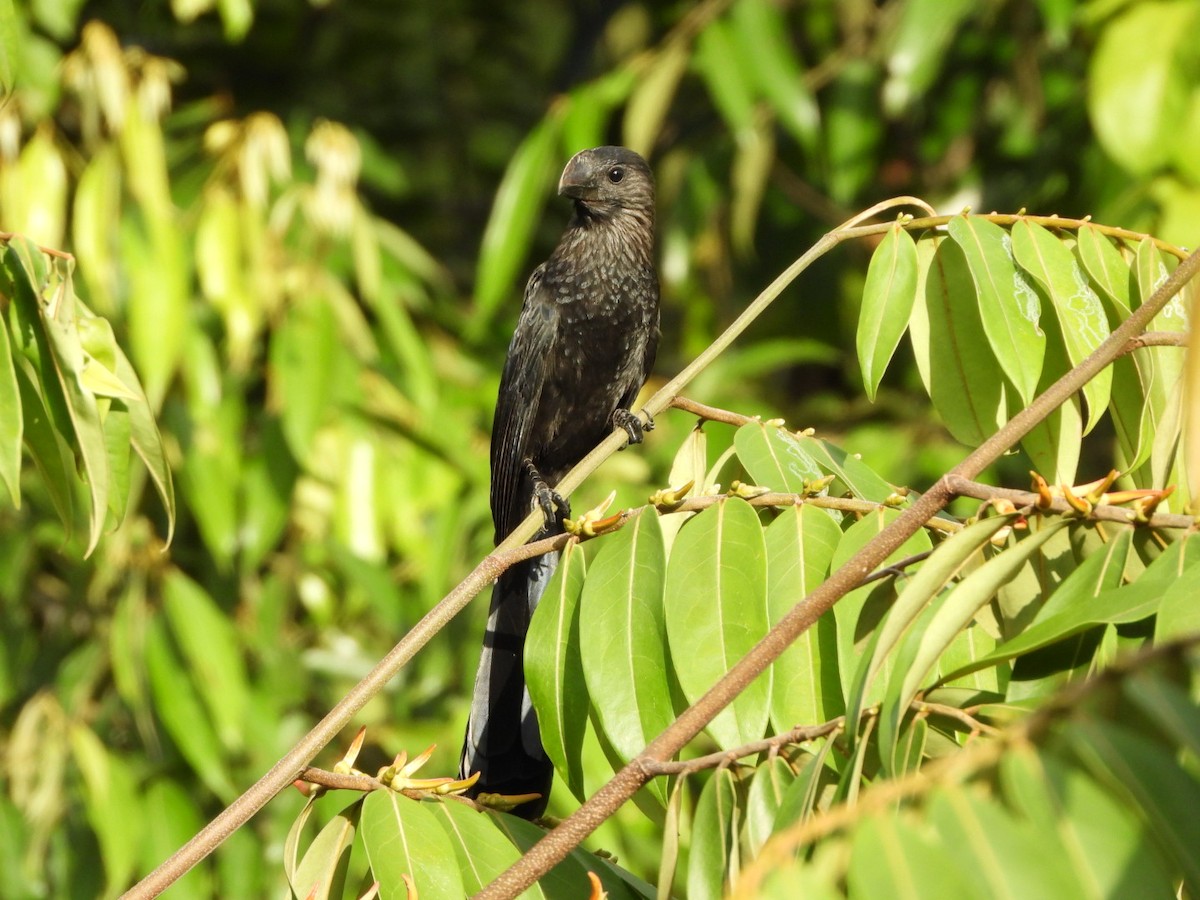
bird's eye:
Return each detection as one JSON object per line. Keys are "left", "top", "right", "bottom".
{"left": 608, "top": 167, "right": 624, "bottom": 184}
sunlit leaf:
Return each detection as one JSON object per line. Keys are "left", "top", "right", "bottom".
{"left": 879, "top": 520, "right": 1070, "bottom": 757}
{"left": 765, "top": 504, "right": 842, "bottom": 731}
{"left": 1010, "top": 220, "right": 1111, "bottom": 433}
{"left": 665, "top": 498, "right": 770, "bottom": 750}
{"left": 687, "top": 768, "right": 740, "bottom": 900}
{"left": 579, "top": 508, "right": 673, "bottom": 802}
{"left": 473, "top": 118, "right": 562, "bottom": 331}
{"left": 923, "top": 236, "right": 1007, "bottom": 446}
{"left": 858, "top": 223, "right": 918, "bottom": 400}
{"left": 947, "top": 215, "right": 1044, "bottom": 404}
{"left": 293, "top": 799, "right": 361, "bottom": 900}
{"left": 360, "top": 792, "right": 464, "bottom": 900}
{"left": 525, "top": 539, "right": 588, "bottom": 801}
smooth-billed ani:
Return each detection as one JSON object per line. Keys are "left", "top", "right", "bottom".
{"left": 459, "top": 146, "right": 660, "bottom": 818}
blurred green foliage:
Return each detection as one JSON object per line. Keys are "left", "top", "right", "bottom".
{"left": 0, "top": 0, "right": 1198, "bottom": 896}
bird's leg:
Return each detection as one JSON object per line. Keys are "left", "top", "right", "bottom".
{"left": 525, "top": 459, "right": 569, "bottom": 532}
{"left": 613, "top": 408, "right": 654, "bottom": 447}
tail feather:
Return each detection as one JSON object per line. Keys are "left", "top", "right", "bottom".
{"left": 459, "top": 551, "right": 558, "bottom": 817}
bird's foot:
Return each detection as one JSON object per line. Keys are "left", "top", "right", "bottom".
{"left": 613, "top": 408, "right": 654, "bottom": 447}
{"left": 526, "top": 460, "right": 569, "bottom": 531}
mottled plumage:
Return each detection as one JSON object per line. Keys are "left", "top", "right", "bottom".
{"left": 460, "top": 146, "right": 660, "bottom": 817}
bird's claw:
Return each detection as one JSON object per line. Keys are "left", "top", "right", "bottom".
{"left": 526, "top": 460, "right": 569, "bottom": 531}
{"left": 614, "top": 408, "right": 653, "bottom": 447}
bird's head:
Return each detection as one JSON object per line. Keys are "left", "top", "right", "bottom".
{"left": 558, "top": 146, "right": 655, "bottom": 219}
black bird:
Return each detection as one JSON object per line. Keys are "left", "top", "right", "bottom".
{"left": 460, "top": 146, "right": 660, "bottom": 817}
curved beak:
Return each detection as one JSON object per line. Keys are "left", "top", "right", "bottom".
{"left": 558, "top": 155, "right": 594, "bottom": 200}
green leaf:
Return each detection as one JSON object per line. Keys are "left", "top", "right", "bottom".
{"left": 858, "top": 223, "right": 919, "bottom": 400}
{"left": 665, "top": 498, "right": 770, "bottom": 749}
{"left": 270, "top": 294, "right": 340, "bottom": 465}
{"left": 0, "top": 0, "right": 17, "bottom": 90}
{"left": 694, "top": 18, "right": 756, "bottom": 135}
{"left": 847, "top": 812, "right": 979, "bottom": 900}
{"left": 144, "top": 616, "right": 236, "bottom": 800}
{"left": 485, "top": 811, "right": 594, "bottom": 897}
{"left": 847, "top": 515, "right": 1011, "bottom": 732}
{"left": 163, "top": 570, "right": 249, "bottom": 753}
{"left": 1068, "top": 720, "right": 1200, "bottom": 893}
{"left": 687, "top": 768, "right": 740, "bottom": 900}
{"left": 947, "top": 215, "right": 1045, "bottom": 404}
{"left": 765, "top": 504, "right": 842, "bottom": 731}
{"left": 1002, "top": 749, "right": 1178, "bottom": 898}
{"left": 734, "top": 421, "right": 824, "bottom": 494}
{"left": 923, "top": 235, "right": 1007, "bottom": 446}
{"left": 473, "top": 118, "right": 562, "bottom": 331}
{"left": 1075, "top": 225, "right": 1131, "bottom": 314}
{"left": 832, "top": 508, "right": 932, "bottom": 710}
{"left": 1015, "top": 313, "right": 1082, "bottom": 485}
{"left": 11, "top": 359, "right": 75, "bottom": 528}
{"left": 798, "top": 435, "right": 898, "bottom": 504}
{"left": 879, "top": 520, "right": 1070, "bottom": 757}
{"left": 946, "top": 531, "right": 1199, "bottom": 681}
{"left": 730, "top": 0, "right": 820, "bottom": 151}
{"left": 622, "top": 38, "right": 690, "bottom": 159}
{"left": 360, "top": 792, "right": 465, "bottom": 900}
{"left": 927, "top": 787, "right": 1080, "bottom": 899}
{"left": 292, "top": 799, "right": 361, "bottom": 900}
{"left": 825, "top": 60, "right": 883, "bottom": 203}
{"left": 773, "top": 742, "right": 836, "bottom": 833}
{"left": 284, "top": 795, "right": 320, "bottom": 888}
{"left": 1153, "top": 566, "right": 1200, "bottom": 641}
{"left": 745, "top": 756, "right": 798, "bottom": 855}
{"left": 882, "top": 0, "right": 976, "bottom": 114}
{"left": 8, "top": 246, "right": 108, "bottom": 553}
{"left": 1087, "top": 0, "right": 1198, "bottom": 174}
{"left": 0, "top": 307, "right": 23, "bottom": 507}
{"left": 525, "top": 539, "right": 588, "bottom": 801}
{"left": 426, "top": 801, "right": 540, "bottom": 898}
{"left": 579, "top": 508, "right": 673, "bottom": 801}
{"left": 122, "top": 218, "right": 189, "bottom": 409}
{"left": 1121, "top": 672, "right": 1200, "bottom": 762}
{"left": 69, "top": 724, "right": 142, "bottom": 898}
{"left": 1010, "top": 220, "right": 1111, "bottom": 433}
{"left": 111, "top": 341, "right": 176, "bottom": 544}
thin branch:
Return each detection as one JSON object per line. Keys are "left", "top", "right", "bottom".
{"left": 912, "top": 701, "right": 1000, "bottom": 736}
{"left": 0, "top": 231, "right": 76, "bottom": 261}
{"left": 944, "top": 475, "right": 1196, "bottom": 530}
{"left": 669, "top": 396, "right": 755, "bottom": 426}
{"left": 1122, "top": 330, "right": 1188, "bottom": 352}
{"left": 478, "top": 247, "right": 1200, "bottom": 899}
{"left": 861, "top": 549, "right": 935, "bottom": 586}
{"left": 640, "top": 718, "right": 849, "bottom": 778}
{"left": 299, "top": 768, "right": 388, "bottom": 793}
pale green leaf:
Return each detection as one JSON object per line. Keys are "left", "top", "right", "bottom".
{"left": 947, "top": 215, "right": 1045, "bottom": 403}
{"left": 360, "top": 792, "right": 464, "bottom": 900}
{"left": 665, "top": 498, "right": 770, "bottom": 749}
{"left": 858, "top": 223, "right": 919, "bottom": 400}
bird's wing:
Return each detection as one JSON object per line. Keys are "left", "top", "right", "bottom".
{"left": 490, "top": 264, "right": 559, "bottom": 540}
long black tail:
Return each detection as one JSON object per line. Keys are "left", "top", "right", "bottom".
{"left": 459, "top": 550, "right": 557, "bottom": 818}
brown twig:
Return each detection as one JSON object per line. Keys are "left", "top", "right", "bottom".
{"left": 640, "top": 718, "right": 849, "bottom": 778}
{"left": 0, "top": 231, "right": 76, "bottom": 261}
{"left": 478, "top": 248, "right": 1200, "bottom": 899}
{"left": 912, "top": 701, "right": 1000, "bottom": 736}
{"left": 669, "top": 396, "right": 756, "bottom": 426}
{"left": 944, "top": 475, "right": 1196, "bottom": 530}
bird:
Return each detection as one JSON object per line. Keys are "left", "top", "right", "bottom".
{"left": 459, "top": 146, "right": 660, "bottom": 818}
